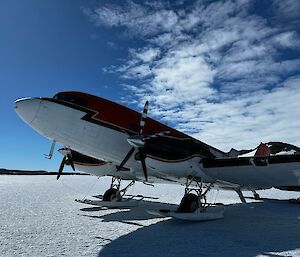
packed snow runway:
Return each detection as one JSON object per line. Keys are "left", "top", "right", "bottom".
{"left": 0, "top": 175, "right": 299, "bottom": 257}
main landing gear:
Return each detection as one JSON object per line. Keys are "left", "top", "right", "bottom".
{"left": 76, "top": 176, "right": 159, "bottom": 208}
{"left": 102, "top": 177, "right": 135, "bottom": 202}
{"left": 157, "top": 177, "right": 225, "bottom": 221}
{"left": 177, "top": 177, "right": 214, "bottom": 213}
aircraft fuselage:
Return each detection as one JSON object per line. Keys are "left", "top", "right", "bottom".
{"left": 14, "top": 91, "right": 223, "bottom": 183}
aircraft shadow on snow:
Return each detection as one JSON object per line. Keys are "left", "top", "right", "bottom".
{"left": 78, "top": 199, "right": 300, "bottom": 257}
{"left": 79, "top": 200, "right": 178, "bottom": 224}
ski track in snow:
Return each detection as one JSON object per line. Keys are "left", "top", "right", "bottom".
{"left": 0, "top": 176, "right": 299, "bottom": 257}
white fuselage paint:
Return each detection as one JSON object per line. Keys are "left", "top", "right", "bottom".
{"left": 203, "top": 161, "right": 300, "bottom": 188}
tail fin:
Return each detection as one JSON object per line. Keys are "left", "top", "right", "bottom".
{"left": 255, "top": 143, "right": 271, "bottom": 156}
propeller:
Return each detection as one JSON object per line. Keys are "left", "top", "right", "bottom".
{"left": 117, "top": 101, "right": 149, "bottom": 181}
{"left": 57, "top": 153, "right": 75, "bottom": 180}
{"left": 117, "top": 101, "right": 170, "bottom": 181}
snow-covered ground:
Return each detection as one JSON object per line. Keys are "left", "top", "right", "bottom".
{"left": 0, "top": 175, "right": 299, "bottom": 257}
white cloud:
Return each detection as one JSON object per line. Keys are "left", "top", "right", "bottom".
{"left": 195, "top": 77, "right": 300, "bottom": 149}
{"left": 272, "top": 0, "right": 300, "bottom": 21}
{"left": 84, "top": 1, "right": 178, "bottom": 36}
{"left": 129, "top": 47, "right": 160, "bottom": 63}
{"left": 86, "top": 0, "right": 300, "bottom": 150}
{"left": 272, "top": 31, "right": 300, "bottom": 49}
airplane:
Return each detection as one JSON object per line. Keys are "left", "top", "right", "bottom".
{"left": 14, "top": 91, "right": 300, "bottom": 220}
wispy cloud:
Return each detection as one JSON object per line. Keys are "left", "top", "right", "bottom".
{"left": 85, "top": 0, "right": 300, "bottom": 150}
{"left": 272, "top": 0, "right": 300, "bottom": 22}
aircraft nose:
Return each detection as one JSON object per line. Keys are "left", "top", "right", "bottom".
{"left": 14, "top": 98, "right": 41, "bottom": 124}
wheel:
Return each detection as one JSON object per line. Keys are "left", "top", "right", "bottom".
{"left": 102, "top": 188, "right": 121, "bottom": 202}
{"left": 177, "top": 193, "right": 199, "bottom": 213}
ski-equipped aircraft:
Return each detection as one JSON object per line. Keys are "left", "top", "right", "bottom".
{"left": 14, "top": 91, "right": 300, "bottom": 220}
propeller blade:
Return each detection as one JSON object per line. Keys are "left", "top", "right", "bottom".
{"left": 67, "top": 154, "right": 75, "bottom": 171}
{"left": 127, "top": 135, "right": 144, "bottom": 148}
{"left": 139, "top": 101, "right": 148, "bottom": 135}
{"left": 119, "top": 101, "right": 150, "bottom": 179}
{"left": 117, "top": 147, "right": 135, "bottom": 171}
{"left": 57, "top": 156, "right": 66, "bottom": 180}
{"left": 140, "top": 153, "right": 148, "bottom": 182}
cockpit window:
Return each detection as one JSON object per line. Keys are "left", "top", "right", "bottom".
{"left": 53, "top": 93, "right": 88, "bottom": 107}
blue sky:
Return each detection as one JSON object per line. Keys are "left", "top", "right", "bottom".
{"left": 1, "top": 0, "right": 300, "bottom": 171}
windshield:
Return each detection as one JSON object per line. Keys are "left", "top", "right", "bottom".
{"left": 53, "top": 93, "right": 88, "bottom": 107}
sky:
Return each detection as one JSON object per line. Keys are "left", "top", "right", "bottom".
{"left": 0, "top": 0, "right": 300, "bottom": 171}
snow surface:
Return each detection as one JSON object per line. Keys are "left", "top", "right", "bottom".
{"left": 0, "top": 175, "right": 299, "bottom": 257}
